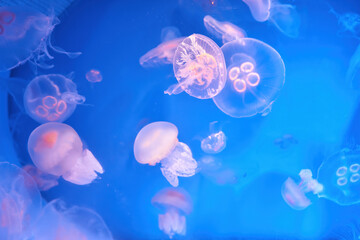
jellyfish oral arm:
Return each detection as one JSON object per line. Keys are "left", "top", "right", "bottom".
{"left": 160, "top": 167, "right": 179, "bottom": 187}
{"left": 158, "top": 209, "right": 186, "bottom": 239}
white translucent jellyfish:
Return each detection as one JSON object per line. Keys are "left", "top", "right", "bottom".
{"left": 346, "top": 44, "right": 360, "bottom": 89}
{"left": 212, "top": 38, "right": 285, "bottom": 118}
{"left": 24, "top": 74, "right": 85, "bottom": 123}
{"left": 201, "top": 131, "right": 226, "bottom": 154}
{"left": 203, "top": 15, "right": 246, "bottom": 44}
{"left": 152, "top": 188, "right": 193, "bottom": 239}
{"left": 86, "top": 69, "right": 103, "bottom": 83}
{"left": 274, "top": 134, "right": 298, "bottom": 149}
{"left": 0, "top": 6, "right": 81, "bottom": 72}
{"left": 166, "top": 34, "right": 227, "bottom": 99}
{"left": 30, "top": 199, "right": 113, "bottom": 240}
{"left": 242, "top": 0, "right": 271, "bottom": 22}
{"left": 0, "top": 162, "right": 41, "bottom": 239}
{"left": 134, "top": 121, "right": 198, "bottom": 187}
{"left": 23, "top": 164, "right": 59, "bottom": 191}
{"left": 139, "top": 26, "right": 185, "bottom": 68}
{"left": 28, "top": 122, "right": 104, "bottom": 185}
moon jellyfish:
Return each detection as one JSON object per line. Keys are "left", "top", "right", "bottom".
{"left": 152, "top": 188, "right": 193, "bottom": 239}
{"left": 274, "top": 134, "right": 298, "bottom": 149}
{"left": 330, "top": 7, "right": 360, "bottom": 39}
{"left": 203, "top": 15, "right": 246, "bottom": 44}
{"left": 165, "top": 34, "right": 227, "bottom": 99}
{"left": 242, "top": 0, "right": 271, "bottom": 22}
{"left": 23, "top": 165, "right": 59, "bottom": 191}
{"left": 139, "top": 26, "right": 185, "bottom": 68}
{"left": 199, "top": 156, "right": 238, "bottom": 185}
{"left": 213, "top": 38, "right": 285, "bottom": 118}
{"left": 282, "top": 148, "right": 360, "bottom": 210}
{"left": 346, "top": 44, "right": 360, "bottom": 89}
{"left": 86, "top": 69, "right": 103, "bottom": 83}
{"left": 24, "top": 74, "right": 85, "bottom": 123}
{"left": 31, "top": 199, "right": 113, "bottom": 240}
{"left": 201, "top": 131, "right": 226, "bottom": 154}
{"left": 28, "top": 122, "right": 104, "bottom": 185}
{"left": 134, "top": 121, "right": 198, "bottom": 187}
{"left": 0, "top": 6, "right": 81, "bottom": 72}
{"left": 0, "top": 162, "right": 41, "bottom": 239}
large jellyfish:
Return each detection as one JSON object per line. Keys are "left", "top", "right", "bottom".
{"left": 346, "top": 44, "right": 360, "bottom": 89}
{"left": 30, "top": 199, "right": 113, "bottom": 240}
{"left": 152, "top": 188, "right": 193, "bottom": 239}
{"left": 0, "top": 6, "right": 81, "bottom": 72}
{"left": 329, "top": 7, "right": 360, "bottom": 39}
{"left": 212, "top": 38, "right": 285, "bottom": 118}
{"left": 28, "top": 122, "right": 104, "bottom": 185}
{"left": 165, "top": 34, "right": 227, "bottom": 99}
{"left": 282, "top": 148, "right": 360, "bottom": 210}
{"left": 0, "top": 162, "right": 41, "bottom": 239}
{"left": 203, "top": 15, "right": 246, "bottom": 44}
{"left": 24, "top": 74, "right": 85, "bottom": 123}
{"left": 133, "top": 121, "right": 198, "bottom": 187}
{"left": 139, "top": 26, "right": 185, "bottom": 68}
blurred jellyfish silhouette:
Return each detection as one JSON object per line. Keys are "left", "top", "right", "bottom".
{"left": 28, "top": 122, "right": 104, "bottom": 185}
{"left": 0, "top": 6, "right": 81, "bottom": 72}
{"left": 203, "top": 15, "right": 246, "bottom": 44}
{"left": 0, "top": 162, "right": 41, "bottom": 239}
{"left": 274, "top": 134, "right": 298, "bottom": 149}
{"left": 282, "top": 148, "right": 360, "bottom": 210}
{"left": 24, "top": 74, "right": 85, "bottom": 123}
{"left": 242, "top": 0, "right": 300, "bottom": 38}
{"left": 134, "top": 121, "right": 198, "bottom": 187}
{"left": 201, "top": 121, "right": 227, "bottom": 154}
{"left": 165, "top": 34, "right": 227, "bottom": 99}
{"left": 30, "top": 199, "right": 113, "bottom": 240}
{"left": 139, "top": 26, "right": 185, "bottom": 68}
{"left": 152, "top": 188, "right": 193, "bottom": 239}
{"left": 346, "top": 44, "right": 360, "bottom": 89}
{"left": 23, "top": 164, "right": 59, "bottom": 191}
{"left": 212, "top": 38, "right": 285, "bottom": 118}
{"left": 329, "top": 7, "right": 360, "bottom": 39}
{"left": 198, "top": 156, "right": 238, "bottom": 185}
{"left": 86, "top": 69, "right": 103, "bottom": 83}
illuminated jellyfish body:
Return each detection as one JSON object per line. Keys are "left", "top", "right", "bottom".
{"left": 134, "top": 121, "right": 198, "bottom": 187}
{"left": 139, "top": 26, "right": 185, "bottom": 68}
{"left": 330, "top": 7, "right": 360, "bottom": 39}
{"left": 165, "top": 34, "right": 227, "bottom": 99}
{"left": 86, "top": 69, "right": 103, "bottom": 83}
{"left": 28, "top": 122, "right": 104, "bottom": 185}
{"left": 0, "top": 162, "right": 41, "bottom": 239}
{"left": 203, "top": 15, "right": 246, "bottom": 44}
{"left": 201, "top": 131, "right": 226, "bottom": 154}
{"left": 0, "top": 6, "right": 81, "bottom": 72}
{"left": 152, "top": 188, "right": 193, "bottom": 239}
{"left": 346, "top": 44, "right": 360, "bottom": 89}
{"left": 24, "top": 74, "right": 85, "bottom": 123}
{"left": 31, "top": 199, "right": 113, "bottom": 240}
{"left": 242, "top": 0, "right": 301, "bottom": 38}
{"left": 213, "top": 38, "right": 285, "bottom": 118}
{"left": 23, "top": 164, "right": 59, "bottom": 191}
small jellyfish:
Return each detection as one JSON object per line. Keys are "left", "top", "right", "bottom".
{"left": 203, "top": 15, "right": 246, "bottom": 44}
{"left": 330, "top": 7, "right": 360, "bottom": 39}
{"left": 198, "top": 156, "right": 238, "bottom": 185}
{"left": 201, "top": 131, "right": 226, "bottom": 154}
{"left": 0, "top": 6, "right": 81, "bottom": 72}
{"left": 346, "top": 44, "right": 360, "bottom": 89}
{"left": 166, "top": 34, "right": 227, "bottom": 99}
{"left": 86, "top": 69, "right": 103, "bottom": 83}
{"left": 23, "top": 165, "right": 59, "bottom": 191}
{"left": 212, "top": 38, "right": 285, "bottom": 118}
{"left": 274, "top": 134, "right": 298, "bottom": 149}
{"left": 133, "top": 121, "right": 198, "bottom": 187}
{"left": 152, "top": 188, "right": 193, "bottom": 239}
{"left": 24, "top": 74, "right": 85, "bottom": 123}
{"left": 242, "top": 0, "right": 271, "bottom": 22}
{"left": 28, "top": 122, "right": 104, "bottom": 185}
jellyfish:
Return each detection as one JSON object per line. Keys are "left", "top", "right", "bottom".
{"left": 274, "top": 134, "right": 298, "bottom": 149}
{"left": 139, "top": 26, "right": 185, "bottom": 68}
{"left": 151, "top": 188, "right": 193, "bottom": 239}
{"left": 0, "top": 162, "right": 42, "bottom": 239}
{"left": 24, "top": 74, "right": 85, "bottom": 123}
{"left": 30, "top": 199, "right": 113, "bottom": 240}
{"left": 203, "top": 15, "right": 246, "bottom": 44}
{"left": 86, "top": 69, "right": 103, "bottom": 83}
{"left": 23, "top": 164, "right": 59, "bottom": 191}
{"left": 166, "top": 34, "right": 227, "bottom": 99}
{"left": 198, "top": 156, "right": 238, "bottom": 185}
{"left": 133, "top": 121, "right": 198, "bottom": 187}
{"left": 282, "top": 148, "right": 360, "bottom": 210}
{"left": 330, "top": 7, "right": 360, "bottom": 39}
{"left": 212, "top": 38, "right": 285, "bottom": 118}
{"left": 242, "top": 0, "right": 271, "bottom": 22}
{"left": 28, "top": 122, "right": 104, "bottom": 185}
{"left": 346, "top": 44, "right": 360, "bottom": 89}
{"left": 201, "top": 131, "right": 226, "bottom": 154}
{"left": 0, "top": 6, "right": 81, "bottom": 72}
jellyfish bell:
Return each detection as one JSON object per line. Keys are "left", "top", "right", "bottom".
{"left": 86, "top": 69, "right": 103, "bottom": 83}
{"left": 28, "top": 122, "right": 104, "bottom": 185}
{"left": 269, "top": 2, "right": 301, "bottom": 38}
{"left": 133, "top": 121, "right": 197, "bottom": 187}
{"left": 166, "top": 34, "right": 227, "bottom": 99}
{"left": 242, "top": 0, "right": 271, "bottom": 22}
{"left": 201, "top": 130, "right": 226, "bottom": 154}
{"left": 213, "top": 38, "right": 285, "bottom": 118}
{"left": 203, "top": 15, "right": 246, "bottom": 44}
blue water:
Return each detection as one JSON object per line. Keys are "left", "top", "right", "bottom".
{"left": 4, "top": 0, "right": 360, "bottom": 238}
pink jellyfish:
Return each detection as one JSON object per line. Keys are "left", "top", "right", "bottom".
{"left": 166, "top": 34, "right": 227, "bottom": 99}
{"left": 152, "top": 188, "right": 193, "bottom": 239}
{"left": 0, "top": 6, "right": 81, "bottom": 72}
{"left": 27, "top": 122, "right": 104, "bottom": 185}
{"left": 24, "top": 74, "right": 85, "bottom": 123}
{"left": 134, "top": 121, "right": 198, "bottom": 187}
{"left": 86, "top": 69, "right": 103, "bottom": 83}
{"left": 203, "top": 15, "right": 246, "bottom": 44}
